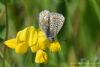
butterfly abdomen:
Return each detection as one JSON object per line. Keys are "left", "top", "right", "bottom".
{"left": 45, "top": 27, "right": 55, "bottom": 41}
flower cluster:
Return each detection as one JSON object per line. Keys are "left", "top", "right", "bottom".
{"left": 4, "top": 26, "right": 61, "bottom": 63}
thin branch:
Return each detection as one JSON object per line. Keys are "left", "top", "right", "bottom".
{"left": 3, "top": 0, "right": 8, "bottom": 67}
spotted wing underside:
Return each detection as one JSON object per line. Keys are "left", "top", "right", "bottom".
{"left": 49, "top": 12, "right": 65, "bottom": 38}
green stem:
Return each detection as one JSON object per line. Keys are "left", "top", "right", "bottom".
{"left": 3, "top": 0, "right": 8, "bottom": 67}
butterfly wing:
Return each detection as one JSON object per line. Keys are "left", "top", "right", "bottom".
{"left": 39, "top": 10, "right": 50, "bottom": 34}
{"left": 50, "top": 12, "right": 65, "bottom": 38}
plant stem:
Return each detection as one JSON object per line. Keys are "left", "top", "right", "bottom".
{"left": 3, "top": 0, "right": 8, "bottom": 67}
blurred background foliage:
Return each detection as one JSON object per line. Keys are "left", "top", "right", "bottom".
{"left": 0, "top": 0, "right": 100, "bottom": 67}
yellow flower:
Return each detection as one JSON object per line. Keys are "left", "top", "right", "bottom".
{"left": 15, "top": 28, "right": 29, "bottom": 54}
{"left": 5, "top": 26, "right": 39, "bottom": 54}
{"left": 37, "top": 29, "right": 49, "bottom": 50}
{"left": 35, "top": 50, "right": 48, "bottom": 63}
{"left": 4, "top": 26, "right": 62, "bottom": 63}
{"left": 4, "top": 27, "right": 29, "bottom": 54}
{"left": 49, "top": 41, "right": 61, "bottom": 52}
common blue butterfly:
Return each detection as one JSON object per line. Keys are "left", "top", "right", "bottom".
{"left": 39, "top": 10, "right": 65, "bottom": 41}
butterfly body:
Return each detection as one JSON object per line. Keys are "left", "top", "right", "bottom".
{"left": 39, "top": 10, "right": 65, "bottom": 41}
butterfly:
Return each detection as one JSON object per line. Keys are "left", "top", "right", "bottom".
{"left": 39, "top": 10, "right": 65, "bottom": 41}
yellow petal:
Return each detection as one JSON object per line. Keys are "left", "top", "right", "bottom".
{"left": 38, "top": 30, "right": 48, "bottom": 50}
{"left": 49, "top": 41, "right": 61, "bottom": 52}
{"left": 28, "top": 27, "right": 37, "bottom": 47}
{"left": 35, "top": 50, "right": 48, "bottom": 63}
{"left": 4, "top": 38, "right": 16, "bottom": 48}
{"left": 15, "top": 42, "right": 28, "bottom": 54}
{"left": 16, "top": 31, "right": 22, "bottom": 43}
{"left": 30, "top": 45, "right": 38, "bottom": 53}
{"left": 18, "top": 27, "right": 29, "bottom": 42}
{"left": 38, "top": 36, "right": 48, "bottom": 50}
{"left": 38, "top": 29, "right": 46, "bottom": 37}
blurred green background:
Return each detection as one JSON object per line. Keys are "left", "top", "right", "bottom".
{"left": 0, "top": 0, "right": 100, "bottom": 67}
